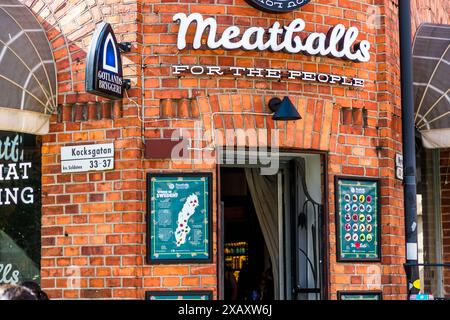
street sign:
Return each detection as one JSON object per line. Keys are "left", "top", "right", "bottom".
{"left": 61, "top": 143, "right": 114, "bottom": 173}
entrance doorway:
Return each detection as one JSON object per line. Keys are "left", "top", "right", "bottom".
{"left": 219, "top": 153, "right": 326, "bottom": 300}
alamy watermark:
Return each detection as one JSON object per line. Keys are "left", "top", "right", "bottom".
{"left": 170, "top": 121, "right": 280, "bottom": 175}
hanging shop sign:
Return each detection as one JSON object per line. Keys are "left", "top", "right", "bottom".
{"left": 246, "top": 0, "right": 311, "bottom": 13}
{"left": 335, "top": 177, "right": 381, "bottom": 262}
{"left": 173, "top": 13, "right": 371, "bottom": 63}
{"left": 61, "top": 143, "right": 114, "bottom": 173}
{"left": 146, "top": 173, "right": 212, "bottom": 264}
{"left": 86, "top": 22, "right": 124, "bottom": 100}
{"left": 145, "top": 291, "right": 212, "bottom": 300}
{"left": 338, "top": 291, "right": 382, "bottom": 300}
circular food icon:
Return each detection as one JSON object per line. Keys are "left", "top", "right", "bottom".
{"left": 366, "top": 215, "right": 373, "bottom": 223}
{"left": 366, "top": 205, "right": 373, "bottom": 213}
{"left": 352, "top": 234, "right": 359, "bottom": 241}
{"left": 359, "top": 204, "right": 365, "bottom": 212}
{"left": 352, "top": 214, "right": 359, "bottom": 222}
{"left": 345, "top": 204, "right": 351, "bottom": 212}
{"left": 359, "top": 224, "right": 366, "bottom": 232}
{"left": 345, "top": 214, "right": 351, "bottom": 222}
{"left": 366, "top": 234, "right": 373, "bottom": 242}
{"left": 345, "top": 223, "right": 351, "bottom": 231}
{"left": 352, "top": 194, "right": 358, "bottom": 202}
{"left": 344, "top": 194, "right": 351, "bottom": 202}
{"left": 359, "top": 214, "right": 365, "bottom": 222}
{"left": 359, "top": 195, "right": 365, "bottom": 203}
{"left": 345, "top": 233, "right": 352, "bottom": 242}
{"left": 366, "top": 224, "right": 373, "bottom": 232}
{"left": 352, "top": 204, "right": 358, "bottom": 212}
{"left": 352, "top": 224, "right": 359, "bottom": 232}
{"left": 366, "top": 195, "right": 372, "bottom": 203}
{"left": 360, "top": 234, "right": 366, "bottom": 242}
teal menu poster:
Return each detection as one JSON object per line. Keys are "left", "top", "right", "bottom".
{"left": 147, "top": 173, "right": 212, "bottom": 263}
{"left": 145, "top": 291, "right": 212, "bottom": 300}
{"left": 338, "top": 291, "right": 382, "bottom": 300}
{"left": 335, "top": 177, "right": 380, "bottom": 261}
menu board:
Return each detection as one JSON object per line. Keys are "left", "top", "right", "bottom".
{"left": 146, "top": 173, "right": 212, "bottom": 263}
{"left": 335, "top": 177, "right": 380, "bottom": 261}
{"left": 338, "top": 291, "right": 382, "bottom": 300}
{"left": 145, "top": 291, "right": 212, "bottom": 300}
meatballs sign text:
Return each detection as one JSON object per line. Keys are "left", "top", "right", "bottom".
{"left": 173, "top": 13, "right": 371, "bottom": 63}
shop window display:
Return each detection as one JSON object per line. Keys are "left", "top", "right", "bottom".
{"left": 0, "top": 131, "right": 41, "bottom": 285}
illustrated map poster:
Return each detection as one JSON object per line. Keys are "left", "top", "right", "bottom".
{"left": 338, "top": 291, "right": 382, "bottom": 300}
{"left": 335, "top": 177, "right": 380, "bottom": 261}
{"left": 145, "top": 291, "right": 212, "bottom": 300}
{"left": 147, "top": 173, "right": 212, "bottom": 263}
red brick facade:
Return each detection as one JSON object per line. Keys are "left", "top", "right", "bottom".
{"left": 14, "top": 0, "right": 448, "bottom": 299}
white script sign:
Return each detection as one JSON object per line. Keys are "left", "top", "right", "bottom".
{"left": 61, "top": 143, "right": 114, "bottom": 173}
{"left": 173, "top": 13, "right": 371, "bottom": 63}
{"left": 0, "top": 264, "right": 20, "bottom": 285}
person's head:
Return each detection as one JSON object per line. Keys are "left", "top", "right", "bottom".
{"left": 20, "top": 281, "right": 49, "bottom": 300}
{"left": 0, "top": 284, "right": 37, "bottom": 300}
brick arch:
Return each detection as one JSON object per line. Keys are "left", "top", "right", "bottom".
{"left": 196, "top": 94, "right": 337, "bottom": 152}
{"left": 19, "top": 0, "right": 104, "bottom": 102}
{"left": 411, "top": 0, "right": 450, "bottom": 35}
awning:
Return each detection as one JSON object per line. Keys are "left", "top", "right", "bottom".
{"left": 413, "top": 24, "right": 450, "bottom": 149}
{"left": 0, "top": 0, "right": 57, "bottom": 135}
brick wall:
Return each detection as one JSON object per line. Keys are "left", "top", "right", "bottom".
{"left": 411, "top": 0, "right": 450, "bottom": 36}
{"left": 16, "top": 0, "right": 447, "bottom": 300}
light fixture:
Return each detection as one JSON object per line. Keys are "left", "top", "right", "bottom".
{"left": 123, "top": 79, "right": 131, "bottom": 90}
{"left": 268, "top": 96, "right": 302, "bottom": 121}
{"left": 118, "top": 42, "right": 132, "bottom": 52}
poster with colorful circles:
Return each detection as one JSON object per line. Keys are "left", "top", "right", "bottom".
{"left": 335, "top": 177, "right": 380, "bottom": 261}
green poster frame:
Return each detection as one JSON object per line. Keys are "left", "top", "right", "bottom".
{"left": 146, "top": 172, "right": 213, "bottom": 264}
{"left": 145, "top": 290, "right": 212, "bottom": 300}
{"left": 338, "top": 291, "right": 382, "bottom": 300}
{"left": 335, "top": 176, "right": 381, "bottom": 262}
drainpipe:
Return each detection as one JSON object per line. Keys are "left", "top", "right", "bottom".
{"left": 399, "top": 0, "right": 420, "bottom": 298}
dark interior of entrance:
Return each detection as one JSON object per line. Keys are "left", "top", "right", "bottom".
{"left": 221, "top": 167, "right": 274, "bottom": 301}
{"left": 220, "top": 155, "right": 326, "bottom": 300}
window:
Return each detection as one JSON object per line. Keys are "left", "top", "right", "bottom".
{"left": 0, "top": 131, "right": 41, "bottom": 285}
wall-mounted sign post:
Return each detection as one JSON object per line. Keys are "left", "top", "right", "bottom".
{"left": 86, "top": 22, "right": 124, "bottom": 100}
{"left": 335, "top": 177, "right": 381, "bottom": 262}
{"left": 396, "top": 153, "right": 404, "bottom": 181}
{"left": 61, "top": 143, "right": 114, "bottom": 173}
{"left": 146, "top": 173, "right": 212, "bottom": 264}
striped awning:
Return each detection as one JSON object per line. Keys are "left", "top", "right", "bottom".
{"left": 0, "top": 0, "right": 57, "bottom": 135}
{"left": 413, "top": 24, "right": 450, "bottom": 149}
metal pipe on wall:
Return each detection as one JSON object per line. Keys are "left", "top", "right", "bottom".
{"left": 399, "top": 0, "right": 420, "bottom": 297}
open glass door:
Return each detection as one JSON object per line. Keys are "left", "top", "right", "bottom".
{"left": 287, "top": 157, "right": 325, "bottom": 300}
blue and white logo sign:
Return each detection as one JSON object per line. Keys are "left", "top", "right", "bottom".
{"left": 86, "top": 22, "right": 123, "bottom": 99}
{"left": 246, "top": 0, "right": 310, "bottom": 13}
